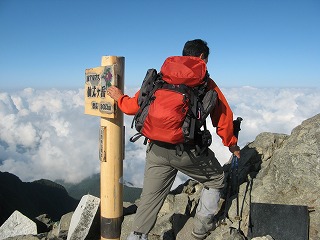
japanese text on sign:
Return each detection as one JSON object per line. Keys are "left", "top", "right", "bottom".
{"left": 84, "top": 65, "right": 116, "bottom": 117}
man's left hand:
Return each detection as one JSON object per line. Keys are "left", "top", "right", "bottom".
{"left": 107, "top": 86, "right": 124, "bottom": 101}
{"left": 229, "top": 145, "right": 240, "bottom": 158}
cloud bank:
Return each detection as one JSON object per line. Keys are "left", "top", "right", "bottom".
{"left": 1, "top": 87, "right": 319, "bottom": 189}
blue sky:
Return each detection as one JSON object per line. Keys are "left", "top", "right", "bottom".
{"left": 0, "top": 0, "right": 319, "bottom": 89}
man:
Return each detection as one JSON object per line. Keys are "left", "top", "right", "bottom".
{"left": 107, "top": 39, "right": 240, "bottom": 240}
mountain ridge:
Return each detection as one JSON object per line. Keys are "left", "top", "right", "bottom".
{"left": 56, "top": 173, "right": 142, "bottom": 203}
{"left": 0, "top": 171, "right": 78, "bottom": 226}
{"left": 0, "top": 171, "right": 142, "bottom": 227}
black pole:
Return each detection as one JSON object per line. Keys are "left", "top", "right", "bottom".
{"left": 222, "top": 117, "right": 243, "bottom": 225}
{"left": 233, "top": 117, "right": 243, "bottom": 139}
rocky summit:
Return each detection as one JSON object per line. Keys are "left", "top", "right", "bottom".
{"left": 0, "top": 113, "right": 319, "bottom": 240}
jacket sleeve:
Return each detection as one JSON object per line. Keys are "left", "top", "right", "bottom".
{"left": 208, "top": 79, "right": 238, "bottom": 147}
{"left": 117, "top": 90, "right": 140, "bottom": 115}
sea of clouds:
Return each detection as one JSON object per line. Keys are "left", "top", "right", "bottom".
{"left": 0, "top": 87, "right": 319, "bottom": 189}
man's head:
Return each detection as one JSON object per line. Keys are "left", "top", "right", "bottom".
{"left": 182, "top": 39, "right": 210, "bottom": 63}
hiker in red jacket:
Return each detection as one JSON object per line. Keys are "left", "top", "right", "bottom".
{"left": 108, "top": 39, "right": 240, "bottom": 240}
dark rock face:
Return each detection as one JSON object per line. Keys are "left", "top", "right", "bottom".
{"left": 0, "top": 172, "right": 79, "bottom": 226}
{"left": 248, "top": 113, "right": 320, "bottom": 239}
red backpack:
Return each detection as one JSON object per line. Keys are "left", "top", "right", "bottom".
{"left": 130, "top": 57, "right": 217, "bottom": 154}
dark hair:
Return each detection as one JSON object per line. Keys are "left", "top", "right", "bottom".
{"left": 182, "top": 39, "right": 210, "bottom": 59}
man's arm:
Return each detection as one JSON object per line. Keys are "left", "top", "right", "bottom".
{"left": 107, "top": 86, "right": 140, "bottom": 115}
{"left": 207, "top": 79, "right": 240, "bottom": 158}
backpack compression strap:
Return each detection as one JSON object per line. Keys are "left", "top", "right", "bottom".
{"left": 129, "top": 132, "right": 148, "bottom": 145}
{"left": 131, "top": 78, "right": 164, "bottom": 129}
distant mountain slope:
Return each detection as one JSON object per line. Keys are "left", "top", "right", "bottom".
{"left": 0, "top": 171, "right": 79, "bottom": 226}
{"left": 0, "top": 171, "right": 142, "bottom": 227}
{"left": 57, "top": 173, "right": 142, "bottom": 203}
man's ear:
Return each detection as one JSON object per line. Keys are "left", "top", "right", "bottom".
{"left": 199, "top": 53, "right": 208, "bottom": 63}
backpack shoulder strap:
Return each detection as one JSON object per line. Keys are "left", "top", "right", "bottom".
{"left": 131, "top": 69, "right": 164, "bottom": 129}
{"left": 137, "top": 69, "right": 162, "bottom": 106}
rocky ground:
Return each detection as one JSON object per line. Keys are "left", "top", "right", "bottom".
{"left": 1, "top": 113, "right": 319, "bottom": 240}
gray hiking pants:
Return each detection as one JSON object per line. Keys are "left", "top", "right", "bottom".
{"left": 131, "top": 142, "right": 224, "bottom": 234}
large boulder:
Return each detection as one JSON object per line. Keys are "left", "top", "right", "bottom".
{"left": 121, "top": 113, "right": 320, "bottom": 240}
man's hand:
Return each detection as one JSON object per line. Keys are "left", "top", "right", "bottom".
{"left": 229, "top": 145, "right": 240, "bottom": 158}
{"left": 107, "top": 86, "right": 124, "bottom": 101}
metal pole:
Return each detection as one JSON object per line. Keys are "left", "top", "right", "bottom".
{"left": 100, "top": 56, "right": 124, "bottom": 240}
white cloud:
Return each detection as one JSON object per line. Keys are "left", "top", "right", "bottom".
{"left": 0, "top": 87, "right": 319, "bottom": 189}
{"left": 0, "top": 88, "right": 99, "bottom": 183}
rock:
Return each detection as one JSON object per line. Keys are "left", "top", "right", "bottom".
{"left": 35, "top": 214, "right": 52, "bottom": 227}
{"left": 59, "top": 212, "right": 74, "bottom": 233}
{"left": 123, "top": 202, "right": 137, "bottom": 215}
{"left": 2, "top": 236, "right": 42, "bottom": 240}
{"left": 0, "top": 210, "right": 37, "bottom": 239}
{"left": 120, "top": 114, "right": 320, "bottom": 239}
{"left": 67, "top": 195, "right": 100, "bottom": 240}
{"left": 250, "top": 114, "right": 320, "bottom": 239}
{"left": 44, "top": 212, "right": 74, "bottom": 239}
{"left": 251, "top": 236, "right": 274, "bottom": 240}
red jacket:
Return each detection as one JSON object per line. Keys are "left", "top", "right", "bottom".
{"left": 117, "top": 56, "right": 238, "bottom": 147}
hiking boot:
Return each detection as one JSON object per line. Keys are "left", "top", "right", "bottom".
{"left": 191, "top": 215, "right": 216, "bottom": 239}
{"left": 127, "top": 231, "right": 148, "bottom": 240}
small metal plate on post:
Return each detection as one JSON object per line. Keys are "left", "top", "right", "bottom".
{"left": 99, "top": 127, "right": 106, "bottom": 162}
{"left": 85, "top": 65, "right": 116, "bottom": 118}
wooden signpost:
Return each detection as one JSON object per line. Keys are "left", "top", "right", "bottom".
{"left": 85, "top": 56, "right": 125, "bottom": 240}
